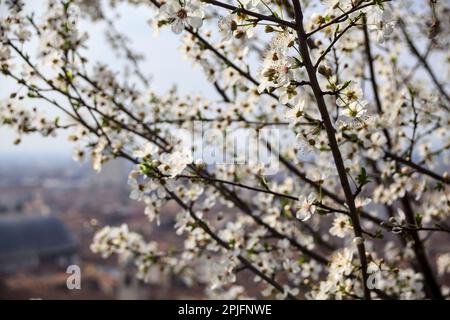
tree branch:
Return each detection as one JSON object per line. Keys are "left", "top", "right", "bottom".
{"left": 292, "top": 0, "right": 371, "bottom": 299}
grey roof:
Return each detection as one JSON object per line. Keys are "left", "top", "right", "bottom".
{"left": 0, "top": 215, "right": 77, "bottom": 259}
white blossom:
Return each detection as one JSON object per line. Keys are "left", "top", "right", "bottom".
{"left": 160, "top": 0, "right": 204, "bottom": 34}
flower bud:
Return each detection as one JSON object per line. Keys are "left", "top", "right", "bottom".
{"left": 265, "top": 25, "right": 274, "bottom": 33}
{"left": 318, "top": 65, "right": 332, "bottom": 78}
{"left": 195, "top": 158, "right": 205, "bottom": 170}
{"left": 151, "top": 159, "right": 161, "bottom": 167}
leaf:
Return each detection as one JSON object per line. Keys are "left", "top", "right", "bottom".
{"left": 375, "top": 229, "right": 384, "bottom": 239}
{"left": 435, "top": 181, "right": 444, "bottom": 191}
{"left": 258, "top": 175, "right": 270, "bottom": 191}
{"left": 415, "top": 214, "right": 423, "bottom": 227}
{"left": 297, "top": 256, "right": 306, "bottom": 265}
{"left": 316, "top": 207, "right": 328, "bottom": 216}
{"left": 334, "top": 24, "right": 340, "bottom": 37}
{"left": 340, "top": 80, "right": 352, "bottom": 91}
{"left": 66, "top": 69, "right": 74, "bottom": 81}
{"left": 356, "top": 167, "right": 370, "bottom": 187}
{"left": 291, "top": 56, "right": 303, "bottom": 69}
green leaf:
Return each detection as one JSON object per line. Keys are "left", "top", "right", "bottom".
{"left": 435, "top": 181, "right": 444, "bottom": 191}
{"left": 66, "top": 69, "right": 74, "bottom": 81}
{"left": 340, "top": 80, "right": 352, "bottom": 91}
{"left": 375, "top": 229, "right": 384, "bottom": 239}
{"left": 415, "top": 214, "right": 423, "bottom": 227}
{"left": 258, "top": 175, "right": 270, "bottom": 191}
{"left": 356, "top": 167, "right": 370, "bottom": 187}
{"left": 334, "top": 24, "right": 340, "bottom": 37}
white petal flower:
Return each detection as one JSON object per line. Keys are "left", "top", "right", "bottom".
{"left": 354, "top": 197, "right": 371, "bottom": 209}
{"left": 160, "top": 0, "right": 204, "bottom": 34}
{"left": 342, "top": 83, "right": 364, "bottom": 103}
{"left": 329, "top": 215, "right": 352, "bottom": 238}
{"left": 159, "top": 148, "right": 193, "bottom": 178}
{"left": 366, "top": 6, "right": 396, "bottom": 43}
{"left": 0, "top": 46, "right": 11, "bottom": 61}
{"left": 286, "top": 100, "right": 305, "bottom": 122}
{"left": 133, "top": 142, "right": 158, "bottom": 159}
{"left": 218, "top": 14, "right": 236, "bottom": 41}
{"left": 296, "top": 193, "right": 316, "bottom": 221}
{"left": 342, "top": 101, "right": 367, "bottom": 119}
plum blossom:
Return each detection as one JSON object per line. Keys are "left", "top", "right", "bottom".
{"left": 90, "top": 224, "right": 144, "bottom": 258}
{"left": 129, "top": 178, "right": 152, "bottom": 201}
{"left": 342, "top": 100, "right": 368, "bottom": 120}
{"left": 342, "top": 83, "right": 364, "bottom": 103}
{"left": 367, "top": 132, "right": 387, "bottom": 159}
{"left": 158, "top": 148, "right": 193, "bottom": 178}
{"left": 218, "top": 14, "right": 237, "bottom": 41}
{"left": 0, "top": 46, "right": 11, "bottom": 61}
{"left": 160, "top": 0, "right": 204, "bottom": 34}
{"left": 285, "top": 100, "right": 305, "bottom": 125}
{"left": 366, "top": 6, "right": 396, "bottom": 43}
{"left": 91, "top": 137, "right": 109, "bottom": 172}
{"left": 329, "top": 215, "right": 352, "bottom": 238}
{"left": 296, "top": 193, "right": 316, "bottom": 221}
{"left": 133, "top": 142, "right": 158, "bottom": 159}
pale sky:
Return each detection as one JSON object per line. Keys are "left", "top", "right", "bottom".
{"left": 0, "top": 1, "right": 212, "bottom": 158}
{"left": 1, "top": 1, "right": 446, "bottom": 159}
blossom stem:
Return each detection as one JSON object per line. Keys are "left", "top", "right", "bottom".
{"left": 314, "top": 16, "right": 361, "bottom": 69}
{"left": 202, "top": 0, "right": 296, "bottom": 29}
{"left": 362, "top": 15, "right": 392, "bottom": 149}
{"left": 401, "top": 196, "right": 443, "bottom": 299}
{"left": 191, "top": 168, "right": 330, "bottom": 264}
{"left": 306, "top": 1, "right": 391, "bottom": 37}
{"left": 166, "top": 189, "right": 298, "bottom": 300}
{"left": 178, "top": 174, "right": 300, "bottom": 201}
{"left": 384, "top": 151, "right": 450, "bottom": 184}
{"left": 398, "top": 18, "right": 450, "bottom": 108}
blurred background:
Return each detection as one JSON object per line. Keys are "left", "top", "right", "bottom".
{"left": 1, "top": 0, "right": 449, "bottom": 300}
{"left": 0, "top": 156, "right": 203, "bottom": 299}
{"left": 0, "top": 0, "right": 212, "bottom": 299}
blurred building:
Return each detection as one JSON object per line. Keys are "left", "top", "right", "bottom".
{"left": 0, "top": 215, "right": 77, "bottom": 274}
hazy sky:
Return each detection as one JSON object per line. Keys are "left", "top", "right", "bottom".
{"left": 0, "top": 2, "right": 212, "bottom": 158}
{"left": 1, "top": 1, "right": 446, "bottom": 160}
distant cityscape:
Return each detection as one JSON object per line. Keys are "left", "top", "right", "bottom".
{"left": 0, "top": 157, "right": 199, "bottom": 299}
{"left": 1, "top": 155, "right": 449, "bottom": 299}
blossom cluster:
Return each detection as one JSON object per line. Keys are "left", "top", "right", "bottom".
{"left": 1, "top": 0, "right": 449, "bottom": 300}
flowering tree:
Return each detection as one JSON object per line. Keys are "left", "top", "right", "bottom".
{"left": 1, "top": 0, "right": 450, "bottom": 300}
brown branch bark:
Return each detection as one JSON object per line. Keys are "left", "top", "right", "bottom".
{"left": 401, "top": 196, "right": 443, "bottom": 299}
{"left": 292, "top": 0, "right": 371, "bottom": 299}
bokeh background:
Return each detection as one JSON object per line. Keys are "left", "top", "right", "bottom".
{"left": 1, "top": 0, "right": 449, "bottom": 299}
{"left": 0, "top": 0, "right": 212, "bottom": 299}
